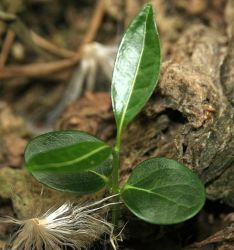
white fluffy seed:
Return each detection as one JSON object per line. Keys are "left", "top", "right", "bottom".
{"left": 1, "top": 196, "right": 120, "bottom": 250}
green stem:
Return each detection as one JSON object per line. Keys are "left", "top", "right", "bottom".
{"left": 111, "top": 129, "right": 122, "bottom": 227}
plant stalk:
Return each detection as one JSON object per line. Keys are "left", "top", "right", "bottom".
{"left": 111, "top": 129, "right": 122, "bottom": 228}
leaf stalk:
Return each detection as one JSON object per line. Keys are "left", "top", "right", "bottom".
{"left": 111, "top": 129, "right": 122, "bottom": 228}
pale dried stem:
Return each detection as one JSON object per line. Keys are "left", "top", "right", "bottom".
{"left": 0, "top": 29, "right": 15, "bottom": 67}
{"left": 0, "top": 53, "right": 81, "bottom": 78}
{"left": 81, "top": 0, "right": 105, "bottom": 45}
{"left": 0, "top": 0, "right": 105, "bottom": 79}
{"left": 31, "top": 31, "right": 76, "bottom": 58}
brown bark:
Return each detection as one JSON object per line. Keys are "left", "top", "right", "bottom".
{"left": 121, "top": 24, "right": 234, "bottom": 206}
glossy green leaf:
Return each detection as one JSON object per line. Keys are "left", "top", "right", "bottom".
{"left": 121, "top": 158, "right": 205, "bottom": 224}
{"left": 25, "top": 131, "right": 113, "bottom": 193}
{"left": 111, "top": 4, "right": 161, "bottom": 134}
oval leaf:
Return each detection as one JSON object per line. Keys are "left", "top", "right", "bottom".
{"left": 111, "top": 4, "right": 161, "bottom": 133}
{"left": 25, "top": 131, "right": 113, "bottom": 193}
{"left": 121, "top": 158, "right": 205, "bottom": 224}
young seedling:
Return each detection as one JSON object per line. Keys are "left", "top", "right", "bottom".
{"left": 24, "top": 3, "right": 205, "bottom": 246}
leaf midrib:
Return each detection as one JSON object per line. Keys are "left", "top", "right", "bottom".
{"left": 30, "top": 145, "right": 109, "bottom": 169}
{"left": 123, "top": 184, "right": 193, "bottom": 209}
{"left": 89, "top": 170, "right": 109, "bottom": 183}
{"left": 118, "top": 12, "right": 148, "bottom": 133}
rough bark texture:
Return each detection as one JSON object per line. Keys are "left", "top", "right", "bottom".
{"left": 120, "top": 23, "right": 234, "bottom": 205}
{"left": 186, "top": 214, "right": 234, "bottom": 250}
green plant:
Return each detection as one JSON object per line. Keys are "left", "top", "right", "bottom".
{"left": 24, "top": 4, "right": 205, "bottom": 230}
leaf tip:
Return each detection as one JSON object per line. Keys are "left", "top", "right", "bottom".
{"left": 143, "top": 3, "right": 153, "bottom": 10}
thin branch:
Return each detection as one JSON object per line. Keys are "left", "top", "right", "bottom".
{"left": 31, "top": 31, "right": 75, "bottom": 58}
{"left": 0, "top": 11, "right": 73, "bottom": 60}
{"left": 0, "top": 52, "right": 81, "bottom": 78}
{"left": 81, "top": 0, "right": 105, "bottom": 45}
{"left": 0, "top": 29, "right": 15, "bottom": 67}
{"left": 0, "top": 11, "right": 16, "bottom": 22}
{"left": 0, "top": 0, "right": 106, "bottom": 79}
{"left": 10, "top": 19, "right": 51, "bottom": 59}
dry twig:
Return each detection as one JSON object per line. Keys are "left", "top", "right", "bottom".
{"left": 0, "top": 53, "right": 82, "bottom": 78}
{"left": 0, "top": 29, "right": 15, "bottom": 67}
{"left": 31, "top": 31, "right": 75, "bottom": 59}
{"left": 82, "top": 0, "right": 105, "bottom": 45}
{"left": 0, "top": 0, "right": 106, "bottom": 80}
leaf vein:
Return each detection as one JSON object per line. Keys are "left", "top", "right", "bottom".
{"left": 124, "top": 184, "right": 192, "bottom": 209}
{"left": 118, "top": 13, "right": 149, "bottom": 133}
{"left": 33, "top": 145, "right": 109, "bottom": 169}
